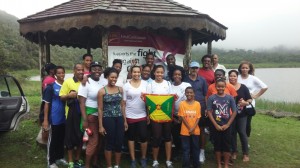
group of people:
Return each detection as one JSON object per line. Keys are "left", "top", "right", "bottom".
{"left": 41, "top": 52, "right": 268, "bottom": 168}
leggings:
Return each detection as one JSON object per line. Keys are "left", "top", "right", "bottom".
{"left": 151, "top": 121, "right": 172, "bottom": 148}
{"left": 231, "top": 116, "right": 249, "bottom": 155}
{"left": 103, "top": 117, "right": 124, "bottom": 152}
{"left": 127, "top": 120, "right": 148, "bottom": 142}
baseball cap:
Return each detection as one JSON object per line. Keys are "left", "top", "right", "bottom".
{"left": 189, "top": 61, "right": 200, "bottom": 68}
{"left": 90, "top": 61, "right": 102, "bottom": 67}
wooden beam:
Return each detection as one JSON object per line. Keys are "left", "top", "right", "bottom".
{"left": 101, "top": 28, "right": 109, "bottom": 68}
{"left": 184, "top": 29, "right": 192, "bottom": 69}
{"left": 38, "top": 32, "right": 46, "bottom": 93}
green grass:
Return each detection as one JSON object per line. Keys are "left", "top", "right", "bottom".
{"left": 256, "top": 99, "right": 300, "bottom": 115}
{"left": 1, "top": 78, "right": 300, "bottom": 167}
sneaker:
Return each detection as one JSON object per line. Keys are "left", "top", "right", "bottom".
{"left": 166, "top": 161, "right": 173, "bottom": 168}
{"left": 74, "top": 160, "right": 84, "bottom": 168}
{"left": 199, "top": 151, "right": 205, "bottom": 163}
{"left": 68, "top": 162, "right": 74, "bottom": 168}
{"left": 113, "top": 166, "right": 120, "bottom": 168}
{"left": 152, "top": 160, "right": 159, "bottom": 168}
{"left": 56, "top": 158, "right": 69, "bottom": 166}
{"left": 49, "top": 163, "right": 58, "bottom": 168}
{"left": 130, "top": 160, "right": 136, "bottom": 168}
{"left": 140, "top": 158, "right": 147, "bottom": 168}
{"left": 204, "top": 127, "right": 210, "bottom": 135}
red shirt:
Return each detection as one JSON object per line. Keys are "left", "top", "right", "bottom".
{"left": 198, "top": 68, "right": 215, "bottom": 86}
{"left": 42, "top": 76, "right": 56, "bottom": 90}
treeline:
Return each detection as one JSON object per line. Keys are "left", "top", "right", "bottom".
{"left": 0, "top": 10, "right": 101, "bottom": 74}
{"left": 191, "top": 46, "right": 300, "bottom": 67}
{"left": 1, "top": 10, "right": 300, "bottom": 75}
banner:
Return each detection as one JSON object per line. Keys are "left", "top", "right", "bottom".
{"left": 108, "top": 30, "right": 185, "bottom": 80}
{"left": 145, "top": 94, "right": 175, "bottom": 123}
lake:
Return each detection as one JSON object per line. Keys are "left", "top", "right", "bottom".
{"left": 245, "top": 68, "right": 300, "bottom": 103}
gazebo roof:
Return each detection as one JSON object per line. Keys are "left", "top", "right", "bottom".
{"left": 18, "top": 0, "right": 227, "bottom": 48}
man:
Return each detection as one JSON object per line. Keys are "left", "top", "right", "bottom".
{"left": 60, "top": 63, "right": 84, "bottom": 168}
{"left": 165, "top": 54, "right": 185, "bottom": 81}
{"left": 184, "top": 61, "right": 208, "bottom": 164}
{"left": 198, "top": 55, "right": 215, "bottom": 86}
{"left": 212, "top": 54, "right": 227, "bottom": 72}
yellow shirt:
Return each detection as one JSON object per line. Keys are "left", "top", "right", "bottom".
{"left": 59, "top": 77, "right": 81, "bottom": 117}
{"left": 178, "top": 100, "right": 201, "bottom": 136}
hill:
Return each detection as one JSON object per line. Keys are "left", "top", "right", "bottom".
{"left": 0, "top": 10, "right": 101, "bottom": 74}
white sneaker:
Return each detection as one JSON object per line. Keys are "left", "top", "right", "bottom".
{"left": 55, "top": 158, "right": 68, "bottom": 166}
{"left": 166, "top": 161, "right": 173, "bottom": 168}
{"left": 152, "top": 160, "right": 159, "bottom": 168}
{"left": 49, "top": 163, "right": 58, "bottom": 168}
{"left": 199, "top": 151, "right": 205, "bottom": 163}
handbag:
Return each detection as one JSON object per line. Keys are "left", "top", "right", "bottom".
{"left": 245, "top": 103, "right": 256, "bottom": 116}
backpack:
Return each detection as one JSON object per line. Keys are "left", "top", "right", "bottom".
{"left": 39, "top": 83, "right": 54, "bottom": 125}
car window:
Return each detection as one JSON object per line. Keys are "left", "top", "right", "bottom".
{"left": 0, "top": 76, "right": 22, "bottom": 97}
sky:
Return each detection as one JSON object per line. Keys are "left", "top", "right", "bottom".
{"left": 0, "top": 0, "right": 300, "bottom": 50}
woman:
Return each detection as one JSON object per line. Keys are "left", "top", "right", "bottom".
{"left": 198, "top": 55, "right": 215, "bottom": 86}
{"left": 145, "top": 65, "right": 174, "bottom": 168}
{"left": 238, "top": 61, "right": 268, "bottom": 137}
{"left": 123, "top": 65, "right": 148, "bottom": 168}
{"left": 142, "top": 52, "right": 156, "bottom": 80}
{"left": 228, "top": 70, "right": 252, "bottom": 162}
{"left": 98, "top": 67, "right": 128, "bottom": 168}
{"left": 141, "top": 64, "right": 153, "bottom": 83}
{"left": 78, "top": 62, "right": 104, "bottom": 168}
{"left": 82, "top": 54, "right": 93, "bottom": 75}
{"left": 170, "top": 67, "right": 191, "bottom": 152}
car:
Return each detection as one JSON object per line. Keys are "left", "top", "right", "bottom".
{"left": 0, "top": 75, "right": 30, "bottom": 131}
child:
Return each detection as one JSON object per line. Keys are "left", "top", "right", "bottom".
{"left": 207, "top": 78, "right": 237, "bottom": 168}
{"left": 178, "top": 87, "right": 201, "bottom": 168}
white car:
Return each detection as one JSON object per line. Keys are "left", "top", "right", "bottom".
{"left": 0, "top": 75, "right": 30, "bottom": 131}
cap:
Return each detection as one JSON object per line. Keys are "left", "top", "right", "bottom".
{"left": 44, "top": 63, "right": 56, "bottom": 74}
{"left": 90, "top": 61, "right": 102, "bottom": 67}
{"left": 189, "top": 61, "right": 200, "bottom": 68}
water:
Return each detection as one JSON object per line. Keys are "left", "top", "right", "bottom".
{"left": 30, "top": 68, "right": 300, "bottom": 103}
{"left": 246, "top": 68, "right": 300, "bottom": 103}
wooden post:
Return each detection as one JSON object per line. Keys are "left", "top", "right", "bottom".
{"left": 45, "top": 42, "right": 50, "bottom": 63}
{"left": 184, "top": 30, "right": 192, "bottom": 69}
{"left": 207, "top": 40, "right": 212, "bottom": 55}
{"left": 38, "top": 32, "right": 46, "bottom": 93}
{"left": 101, "top": 28, "right": 109, "bottom": 68}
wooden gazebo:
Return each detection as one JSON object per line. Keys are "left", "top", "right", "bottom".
{"left": 18, "top": 0, "right": 227, "bottom": 76}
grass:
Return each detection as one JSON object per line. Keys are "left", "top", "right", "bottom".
{"left": 1, "top": 78, "right": 300, "bottom": 167}
{"left": 256, "top": 99, "right": 300, "bottom": 115}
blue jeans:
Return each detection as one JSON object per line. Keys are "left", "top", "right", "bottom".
{"left": 181, "top": 135, "right": 200, "bottom": 168}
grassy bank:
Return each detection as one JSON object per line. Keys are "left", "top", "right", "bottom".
{"left": 256, "top": 99, "right": 300, "bottom": 115}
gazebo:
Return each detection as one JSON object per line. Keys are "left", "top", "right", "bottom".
{"left": 18, "top": 0, "right": 227, "bottom": 77}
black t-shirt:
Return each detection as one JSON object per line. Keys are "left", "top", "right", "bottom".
{"left": 236, "top": 84, "right": 252, "bottom": 117}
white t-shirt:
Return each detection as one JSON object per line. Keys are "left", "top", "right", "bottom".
{"left": 100, "top": 73, "right": 125, "bottom": 87}
{"left": 123, "top": 80, "right": 147, "bottom": 119}
{"left": 171, "top": 82, "right": 191, "bottom": 115}
{"left": 238, "top": 75, "right": 267, "bottom": 107}
{"left": 146, "top": 80, "right": 172, "bottom": 94}
{"left": 78, "top": 78, "right": 106, "bottom": 116}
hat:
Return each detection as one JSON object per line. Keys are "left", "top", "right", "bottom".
{"left": 44, "top": 63, "right": 56, "bottom": 74}
{"left": 189, "top": 61, "right": 200, "bottom": 68}
{"left": 90, "top": 61, "right": 102, "bottom": 67}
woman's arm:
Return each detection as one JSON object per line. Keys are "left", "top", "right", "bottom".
{"left": 97, "top": 88, "right": 106, "bottom": 135}
{"left": 120, "top": 87, "right": 128, "bottom": 131}
{"left": 252, "top": 88, "right": 268, "bottom": 99}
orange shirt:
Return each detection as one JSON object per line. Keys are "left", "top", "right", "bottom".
{"left": 206, "top": 82, "right": 237, "bottom": 98}
{"left": 178, "top": 101, "right": 201, "bottom": 136}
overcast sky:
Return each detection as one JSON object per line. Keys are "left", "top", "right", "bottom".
{"left": 1, "top": 0, "right": 300, "bottom": 50}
